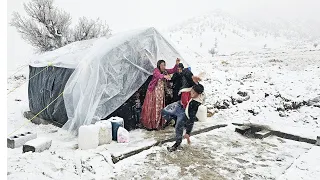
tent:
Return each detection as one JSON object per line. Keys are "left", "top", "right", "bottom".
{"left": 28, "top": 27, "right": 186, "bottom": 133}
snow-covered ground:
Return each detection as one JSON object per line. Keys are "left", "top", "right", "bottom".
{"left": 113, "top": 125, "right": 313, "bottom": 179}
{"left": 193, "top": 47, "right": 320, "bottom": 140}
{"left": 278, "top": 146, "right": 320, "bottom": 180}
{"left": 7, "top": 11, "right": 320, "bottom": 179}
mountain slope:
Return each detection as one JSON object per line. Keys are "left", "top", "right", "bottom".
{"left": 166, "top": 10, "right": 317, "bottom": 58}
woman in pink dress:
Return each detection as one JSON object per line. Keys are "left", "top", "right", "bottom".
{"left": 141, "top": 58, "right": 180, "bottom": 130}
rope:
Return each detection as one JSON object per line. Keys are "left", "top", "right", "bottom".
{"left": 7, "top": 91, "right": 64, "bottom": 137}
{"left": 7, "top": 65, "right": 52, "bottom": 95}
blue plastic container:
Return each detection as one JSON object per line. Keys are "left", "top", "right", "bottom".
{"left": 111, "top": 122, "right": 121, "bottom": 141}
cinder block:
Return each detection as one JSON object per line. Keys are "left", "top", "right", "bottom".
{"left": 23, "top": 137, "right": 52, "bottom": 153}
{"left": 316, "top": 136, "right": 320, "bottom": 146}
{"left": 254, "top": 130, "right": 272, "bottom": 139}
{"left": 235, "top": 126, "right": 250, "bottom": 135}
{"left": 7, "top": 132, "right": 37, "bottom": 149}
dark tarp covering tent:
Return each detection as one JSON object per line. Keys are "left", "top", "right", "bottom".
{"left": 28, "top": 27, "right": 186, "bottom": 133}
{"left": 28, "top": 66, "right": 73, "bottom": 126}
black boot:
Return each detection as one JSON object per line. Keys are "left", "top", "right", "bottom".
{"left": 167, "top": 142, "right": 180, "bottom": 152}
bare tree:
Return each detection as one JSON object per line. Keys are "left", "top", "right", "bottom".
{"left": 208, "top": 48, "right": 216, "bottom": 57}
{"left": 72, "top": 17, "right": 111, "bottom": 41}
{"left": 10, "top": 0, "right": 111, "bottom": 52}
{"left": 10, "top": 0, "right": 71, "bottom": 52}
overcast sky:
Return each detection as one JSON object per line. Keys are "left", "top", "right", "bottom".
{"left": 7, "top": 0, "right": 320, "bottom": 71}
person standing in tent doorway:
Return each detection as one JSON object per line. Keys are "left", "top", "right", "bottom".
{"left": 141, "top": 58, "right": 180, "bottom": 130}
{"left": 169, "top": 63, "right": 184, "bottom": 103}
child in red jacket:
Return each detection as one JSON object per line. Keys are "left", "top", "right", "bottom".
{"left": 162, "top": 84, "right": 205, "bottom": 152}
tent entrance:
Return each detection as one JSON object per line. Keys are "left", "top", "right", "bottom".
{"left": 103, "top": 76, "right": 152, "bottom": 130}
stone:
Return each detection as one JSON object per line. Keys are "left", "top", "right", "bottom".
{"left": 23, "top": 137, "right": 52, "bottom": 153}
{"left": 248, "top": 109, "right": 259, "bottom": 116}
{"left": 49, "top": 130, "right": 58, "bottom": 133}
{"left": 242, "top": 95, "right": 250, "bottom": 101}
{"left": 231, "top": 97, "right": 238, "bottom": 105}
{"left": 7, "top": 132, "right": 37, "bottom": 149}
{"left": 279, "top": 111, "right": 287, "bottom": 117}
{"left": 214, "top": 101, "right": 230, "bottom": 109}
{"left": 316, "top": 136, "right": 320, "bottom": 146}
{"left": 237, "top": 91, "right": 248, "bottom": 97}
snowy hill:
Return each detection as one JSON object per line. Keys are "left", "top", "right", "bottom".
{"left": 165, "top": 10, "right": 318, "bottom": 59}
{"left": 237, "top": 16, "right": 320, "bottom": 42}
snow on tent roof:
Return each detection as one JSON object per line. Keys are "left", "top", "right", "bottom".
{"left": 30, "top": 38, "right": 99, "bottom": 69}
{"left": 35, "top": 27, "right": 186, "bottom": 133}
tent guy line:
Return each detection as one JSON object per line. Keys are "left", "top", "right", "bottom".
{"left": 7, "top": 91, "right": 64, "bottom": 137}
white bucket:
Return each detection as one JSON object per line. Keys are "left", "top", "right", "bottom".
{"left": 196, "top": 105, "right": 207, "bottom": 122}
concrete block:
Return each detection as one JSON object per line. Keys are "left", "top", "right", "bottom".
{"left": 316, "top": 136, "right": 320, "bottom": 146}
{"left": 23, "top": 137, "right": 52, "bottom": 153}
{"left": 7, "top": 132, "right": 37, "bottom": 149}
{"left": 254, "top": 130, "right": 272, "bottom": 139}
{"left": 235, "top": 126, "right": 250, "bottom": 135}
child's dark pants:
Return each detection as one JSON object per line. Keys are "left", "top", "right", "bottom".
{"left": 161, "top": 102, "right": 186, "bottom": 146}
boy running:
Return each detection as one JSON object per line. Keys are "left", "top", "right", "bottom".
{"left": 161, "top": 84, "right": 205, "bottom": 152}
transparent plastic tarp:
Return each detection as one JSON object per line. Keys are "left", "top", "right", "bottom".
{"left": 31, "top": 27, "right": 186, "bottom": 134}
{"left": 30, "top": 38, "right": 98, "bottom": 69}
